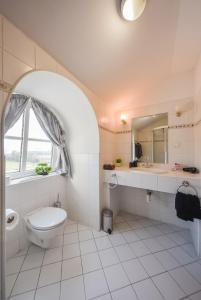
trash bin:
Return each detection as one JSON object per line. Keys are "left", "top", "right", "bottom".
{"left": 102, "top": 209, "right": 113, "bottom": 234}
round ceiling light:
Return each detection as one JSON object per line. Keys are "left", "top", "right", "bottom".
{"left": 121, "top": 0, "right": 146, "bottom": 21}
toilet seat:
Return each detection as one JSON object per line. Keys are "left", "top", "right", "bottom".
{"left": 25, "top": 207, "right": 67, "bottom": 231}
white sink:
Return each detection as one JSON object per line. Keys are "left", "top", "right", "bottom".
{"left": 131, "top": 167, "right": 168, "bottom": 175}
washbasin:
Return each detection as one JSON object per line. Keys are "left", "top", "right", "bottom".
{"left": 131, "top": 167, "right": 168, "bottom": 175}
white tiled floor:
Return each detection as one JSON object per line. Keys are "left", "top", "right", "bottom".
{"left": 6, "top": 212, "right": 201, "bottom": 300}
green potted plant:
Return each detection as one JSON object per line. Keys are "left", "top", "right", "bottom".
{"left": 115, "top": 158, "right": 122, "bottom": 167}
{"left": 35, "top": 163, "right": 52, "bottom": 176}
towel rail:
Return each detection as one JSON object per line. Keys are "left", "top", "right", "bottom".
{"left": 177, "top": 180, "right": 198, "bottom": 197}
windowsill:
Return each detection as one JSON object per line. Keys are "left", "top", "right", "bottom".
{"left": 7, "top": 172, "right": 61, "bottom": 186}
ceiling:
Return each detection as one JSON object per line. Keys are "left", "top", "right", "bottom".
{"left": 1, "top": 0, "right": 201, "bottom": 109}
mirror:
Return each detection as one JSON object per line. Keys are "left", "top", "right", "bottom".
{"left": 131, "top": 113, "right": 168, "bottom": 164}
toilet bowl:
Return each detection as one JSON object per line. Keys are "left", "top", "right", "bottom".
{"left": 24, "top": 207, "right": 67, "bottom": 248}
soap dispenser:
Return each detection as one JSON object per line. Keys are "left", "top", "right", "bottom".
{"left": 54, "top": 194, "right": 61, "bottom": 208}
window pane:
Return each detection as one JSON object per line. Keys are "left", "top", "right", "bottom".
{"left": 28, "top": 109, "right": 49, "bottom": 140}
{"left": 4, "top": 138, "right": 22, "bottom": 172}
{"left": 26, "top": 141, "right": 52, "bottom": 170}
{"left": 5, "top": 114, "right": 23, "bottom": 138}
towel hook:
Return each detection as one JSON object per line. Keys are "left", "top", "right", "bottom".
{"left": 177, "top": 180, "right": 198, "bottom": 197}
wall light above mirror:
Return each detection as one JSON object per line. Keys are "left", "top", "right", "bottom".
{"left": 131, "top": 113, "right": 168, "bottom": 164}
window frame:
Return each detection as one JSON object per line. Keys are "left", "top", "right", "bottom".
{"left": 5, "top": 101, "right": 54, "bottom": 179}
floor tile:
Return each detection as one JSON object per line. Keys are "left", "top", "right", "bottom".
{"left": 65, "top": 218, "right": 76, "bottom": 225}
{"left": 13, "top": 248, "right": 29, "bottom": 258}
{"left": 154, "top": 250, "right": 180, "bottom": 271}
{"left": 146, "top": 226, "right": 162, "bottom": 237}
{"left": 62, "top": 256, "right": 82, "bottom": 280}
{"left": 115, "top": 244, "right": 136, "bottom": 262}
{"left": 104, "top": 264, "right": 130, "bottom": 291}
{"left": 115, "top": 222, "right": 131, "bottom": 232}
{"left": 10, "top": 291, "right": 35, "bottom": 300}
{"left": 38, "top": 262, "right": 61, "bottom": 288}
{"left": 84, "top": 269, "right": 109, "bottom": 299}
{"left": 111, "top": 285, "right": 138, "bottom": 300}
{"left": 80, "top": 239, "right": 97, "bottom": 255}
{"left": 63, "top": 243, "right": 80, "bottom": 259}
{"left": 6, "top": 214, "right": 201, "bottom": 300}
{"left": 155, "top": 235, "right": 177, "bottom": 249}
{"left": 122, "top": 258, "right": 148, "bottom": 283}
{"left": 92, "top": 230, "right": 107, "bottom": 238}
{"left": 64, "top": 223, "right": 78, "bottom": 234}
{"left": 99, "top": 248, "right": 119, "bottom": 267}
{"left": 156, "top": 224, "right": 179, "bottom": 234}
{"left": 82, "top": 252, "right": 102, "bottom": 273}
{"left": 135, "top": 228, "right": 152, "bottom": 240}
{"left": 152, "top": 272, "right": 185, "bottom": 300}
{"left": 12, "top": 268, "right": 40, "bottom": 296}
{"left": 179, "top": 230, "right": 192, "bottom": 243}
{"left": 169, "top": 267, "right": 201, "bottom": 295}
{"left": 185, "top": 262, "right": 201, "bottom": 284}
{"left": 139, "top": 254, "right": 165, "bottom": 276}
{"left": 43, "top": 247, "right": 62, "bottom": 265}
{"left": 95, "top": 237, "right": 112, "bottom": 250}
{"left": 63, "top": 232, "right": 79, "bottom": 245}
{"left": 114, "top": 216, "right": 124, "bottom": 224}
{"left": 95, "top": 293, "right": 112, "bottom": 300}
{"left": 6, "top": 273, "right": 18, "bottom": 298}
{"left": 35, "top": 283, "right": 60, "bottom": 300}
{"left": 109, "top": 233, "right": 126, "bottom": 246}
{"left": 133, "top": 278, "right": 163, "bottom": 300}
{"left": 60, "top": 276, "right": 85, "bottom": 300}
{"left": 182, "top": 243, "right": 198, "bottom": 259}
{"left": 167, "top": 232, "right": 188, "bottom": 245}
{"left": 6, "top": 256, "right": 25, "bottom": 275}
{"left": 122, "top": 230, "right": 139, "bottom": 243}
{"left": 79, "top": 230, "right": 93, "bottom": 241}
{"left": 129, "top": 241, "right": 151, "bottom": 257}
{"left": 78, "top": 223, "right": 89, "bottom": 231}
{"left": 28, "top": 245, "right": 44, "bottom": 255}
{"left": 21, "top": 252, "right": 44, "bottom": 271}
{"left": 168, "top": 246, "right": 195, "bottom": 265}
{"left": 49, "top": 235, "right": 63, "bottom": 248}
{"left": 143, "top": 238, "right": 164, "bottom": 253}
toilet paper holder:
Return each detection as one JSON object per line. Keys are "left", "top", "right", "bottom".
{"left": 7, "top": 216, "right": 15, "bottom": 224}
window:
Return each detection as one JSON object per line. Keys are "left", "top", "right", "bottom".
{"left": 5, "top": 101, "right": 54, "bottom": 178}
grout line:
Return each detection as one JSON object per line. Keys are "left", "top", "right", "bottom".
{"left": 77, "top": 232, "right": 87, "bottom": 300}
{"left": 8, "top": 245, "right": 30, "bottom": 299}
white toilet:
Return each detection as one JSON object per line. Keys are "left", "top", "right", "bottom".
{"left": 24, "top": 207, "right": 67, "bottom": 248}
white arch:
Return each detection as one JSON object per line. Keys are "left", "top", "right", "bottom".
{"left": 7, "top": 70, "right": 100, "bottom": 229}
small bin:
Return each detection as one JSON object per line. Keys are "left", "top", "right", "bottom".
{"left": 102, "top": 209, "right": 113, "bottom": 234}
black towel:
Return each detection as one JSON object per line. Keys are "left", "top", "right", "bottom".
{"left": 175, "top": 191, "right": 201, "bottom": 221}
{"left": 135, "top": 143, "right": 143, "bottom": 159}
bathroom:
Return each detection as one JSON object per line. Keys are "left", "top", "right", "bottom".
{"left": 0, "top": 1, "right": 201, "bottom": 299}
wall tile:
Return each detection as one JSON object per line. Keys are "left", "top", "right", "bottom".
{"left": 3, "top": 51, "right": 32, "bottom": 85}
{"left": 35, "top": 46, "right": 57, "bottom": 72}
{"left": 0, "top": 15, "right": 2, "bottom": 48}
{"left": 0, "top": 47, "right": 2, "bottom": 80}
{"left": 3, "top": 18, "right": 35, "bottom": 68}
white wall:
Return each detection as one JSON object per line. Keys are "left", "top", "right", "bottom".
{"left": 6, "top": 175, "right": 67, "bottom": 258}
{"left": 194, "top": 53, "right": 201, "bottom": 170}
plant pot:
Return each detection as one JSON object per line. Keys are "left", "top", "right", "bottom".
{"left": 115, "top": 163, "right": 122, "bottom": 167}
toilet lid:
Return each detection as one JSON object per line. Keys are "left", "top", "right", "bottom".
{"left": 26, "top": 207, "right": 67, "bottom": 230}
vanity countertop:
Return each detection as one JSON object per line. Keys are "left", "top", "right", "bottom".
{"left": 103, "top": 165, "right": 201, "bottom": 195}
{"left": 104, "top": 166, "right": 201, "bottom": 179}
